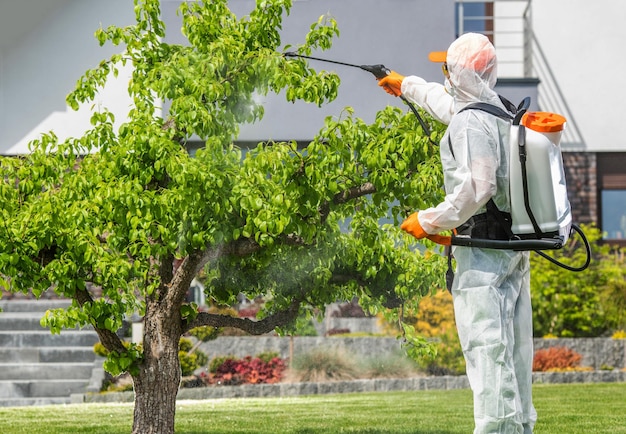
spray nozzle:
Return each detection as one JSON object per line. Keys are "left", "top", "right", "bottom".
{"left": 359, "top": 64, "right": 391, "bottom": 80}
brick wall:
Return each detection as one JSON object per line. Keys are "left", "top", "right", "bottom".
{"left": 563, "top": 151, "right": 596, "bottom": 225}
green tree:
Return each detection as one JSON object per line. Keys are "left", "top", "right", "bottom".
{"left": 0, "top": 1, "right": 446, "bottom": 432}
{"left": 531, "top": 224, "right": 626, "bottom": 337}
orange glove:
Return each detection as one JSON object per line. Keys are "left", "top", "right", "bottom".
{"left": 377, "top": 71, "right": 405, "bottom": 97}
{"left": 401, "top": 212, "right": 452, "bottom": 246}
{"left": 400, "top": 212, "right": 427, "bottom": 239}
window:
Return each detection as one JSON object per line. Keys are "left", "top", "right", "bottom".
{"left": 598, "top": 153, "right": 626, "bottom": 244}
{"left": 601, "top": 190, "right": 626, "bottom": 240}
{"left": 455, "top": 2, "right": 494, "bottom": 40}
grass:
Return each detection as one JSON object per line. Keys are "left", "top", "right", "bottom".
{"left": 0, "top": 383, "right": 624, "bottom": 433}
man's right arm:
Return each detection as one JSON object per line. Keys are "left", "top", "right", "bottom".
{"left": 401, "top": 76, "right": 454, "bottom": 125}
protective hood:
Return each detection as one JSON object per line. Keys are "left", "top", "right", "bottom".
{"left": 446, "top": 33, "right": 500, "bottom": 106}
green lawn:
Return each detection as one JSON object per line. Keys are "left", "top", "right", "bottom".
{"left": 0, "top": 383, "right": 624, "bottom": 433}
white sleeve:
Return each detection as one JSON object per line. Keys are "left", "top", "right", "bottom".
{"left": 401, "top": 75, "right": 454, "bottom": 125}
{"left": 417, "top": 112, "right": 499, "bottom": 234}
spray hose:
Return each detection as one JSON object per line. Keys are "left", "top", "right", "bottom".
{"left": 283, "top": 52, "right": 436, "bottom": 145}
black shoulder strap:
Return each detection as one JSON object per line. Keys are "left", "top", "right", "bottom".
{"left": 457, "top": 102, "right": 514, "bottom": 121}
{"left": 498, "top": 94, "right": 518, "bottom": 115}
{"left": 447, "top": 97, "right": 515, "bottom": 158}
{"left": 450, "top": 96, "right": 522, "bottom": 240}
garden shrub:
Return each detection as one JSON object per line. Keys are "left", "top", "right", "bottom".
{"left": 292, "top": 316, "right": 319, "bottom": 336}
{"left": 359, "top": 353, "right": 420, "bottom": 378}
{"left": 202, "top": 355, "right": 286, "bottom": 385}
{"left": 415, "top": 328, "right": 466, "bottom": 376}
{"left": 287, "top": 348, "right": 360, "bottom": 382}
{"left": 612, "top": 330, "right": 626, "bottom": 339}
{"left": 93, "top": 341, "right": 108, "bottom": 358}
{"left": 532, "top": 346, "right": 585, "bottom": 372}
{"left": 209, "top": 355, "right": 235, "bottom": 374}
{"left": 381, "top": 289, "right": 466, "bottom": 376}
{"left": 179, "top": 337, "right": 208, "bottom": 376}
{"left": 287, "top": 349, "right": 421, "bottom": 381}
{"left": 188, "top": 325, "right": 221, "bottom": 342}
{"left": 531, "top": 225, "right": 626, "bottom": 337}
{"left": 256, "top": 351, "right": 280, "bottom": 364}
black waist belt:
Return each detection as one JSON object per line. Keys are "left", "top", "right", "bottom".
{"left": 456, "top": 210, "right": 512, "bottom": 241}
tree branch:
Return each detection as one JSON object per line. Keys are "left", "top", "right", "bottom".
{"left": 74, "top": 286, "right": 127, "bottom": 354}
{"left": 189, "top": 183, "right": 375, "bottom": 270}
{"left": 182, "top": 297, "right": 302, "bottom": 335}
{"left": 320, "top": 182, "right": 376, "bottom": 223}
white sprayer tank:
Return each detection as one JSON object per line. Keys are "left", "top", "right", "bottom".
{"left": 509, "top": 111, "right": 572, "bottom": 241}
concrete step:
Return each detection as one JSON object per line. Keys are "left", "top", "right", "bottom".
{"left": 0, "top": 347, "right": 96, "bottom": 364}
{"left": 0, "top": 379, "right": 90, "bottom": 398}
{"left": 0, "top": 330, "right": 99, "bottom": 347}
{"left": 0, "top": 298, "right": 106, "bottom": 406}
{"left": 0, "top": 396, "right": 71, "bottom": 407}
{"left": 0, "top": 363, "right": 95, "bottom": 381}
{"left": 0, "top": 299, "right": 71, "bottom": 313}
{"left": 0, "top": 312, "right": 93, "bottom": 332}
{"left": 0, "top": 312, "right": 47, "bottom": 331}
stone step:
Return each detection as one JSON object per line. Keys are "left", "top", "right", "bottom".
{"left": 0, "top": 299, "right": 71, "bottom": 313}
{"left": 0, "top": 363, "right": 95, "bottom": 381}
{"left": 0, "top": 312, "right": 93, "bottom": 332}
{"left": 0, "top": 396, "right": 71, "bottom": 407}
{"left": 0, "top": 298, "right": 106, "bottom": 406}
{"left": 0, "top": 312, "right": 48, "bottom": 331}
{"left": 0, "top": 330, "right": 99, "bottom": 347}
{"left": 0, "top": 347, "right": 96, "bottom": 364}
{"left": 0, "top": 379, "right": 90, "bottom": 398}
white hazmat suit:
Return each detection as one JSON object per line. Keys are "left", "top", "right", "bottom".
{"left": 380, "top": 33, "right": 536, "bottom": 433}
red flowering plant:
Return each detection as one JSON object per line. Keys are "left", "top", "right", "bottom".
{"left": 201, "top": 355, "right": 287, "bottom": 386}
{"left": 532, "top": 346, "right": 587, "bottom": 372}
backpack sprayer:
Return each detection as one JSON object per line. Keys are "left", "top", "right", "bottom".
{"left": 283, "top": 52, "right": 591, "bottom": 272}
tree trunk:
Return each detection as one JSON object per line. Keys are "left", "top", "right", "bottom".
{"left": 131, "top": 302, "right": 182, "bottom": 434}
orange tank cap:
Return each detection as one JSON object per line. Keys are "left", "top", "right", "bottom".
{"left": 521, "top": 111, "right": 567, "bottom": 133}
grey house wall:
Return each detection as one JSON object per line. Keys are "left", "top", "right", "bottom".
{"left": 162, "top": 0, "right": 458, "bottom": 143}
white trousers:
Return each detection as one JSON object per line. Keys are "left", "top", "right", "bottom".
{"left": 451, "top": 247, "right": 537, "bottom": 434}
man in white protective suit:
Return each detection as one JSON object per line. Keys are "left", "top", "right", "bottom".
{"left": 378, "top": 32, "right": 536, "bottom": 434}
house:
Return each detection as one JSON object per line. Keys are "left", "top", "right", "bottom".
{"left": 1, "top": 0, "right": 624, "bottom": 244}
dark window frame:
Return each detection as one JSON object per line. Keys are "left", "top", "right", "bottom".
{"left": 597, "top": 152, "right": 626, "bottom": 246}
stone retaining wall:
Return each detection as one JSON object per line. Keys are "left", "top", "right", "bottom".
{"left": 198, "top": 337, "right": 626, "bottom": 370}
{"left": 74, "top": 336, "right": 626, "bottom": 404}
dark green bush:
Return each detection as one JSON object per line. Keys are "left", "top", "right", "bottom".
{"left": 179, "top": 337, "right": 208, "bottom": 376}
{"left": 531, "top": 225, "right": 626, "bottom": 337}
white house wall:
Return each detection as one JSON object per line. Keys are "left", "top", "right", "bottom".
{"left": 0, "top": 0, "right": 136, "bottom": 155}
{"left": 531, "top": 0, "right": 625, "bottom": 152}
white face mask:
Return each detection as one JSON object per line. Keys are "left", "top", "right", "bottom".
{"left": 444, "top": 78, "right": 456, "bottom": 97}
